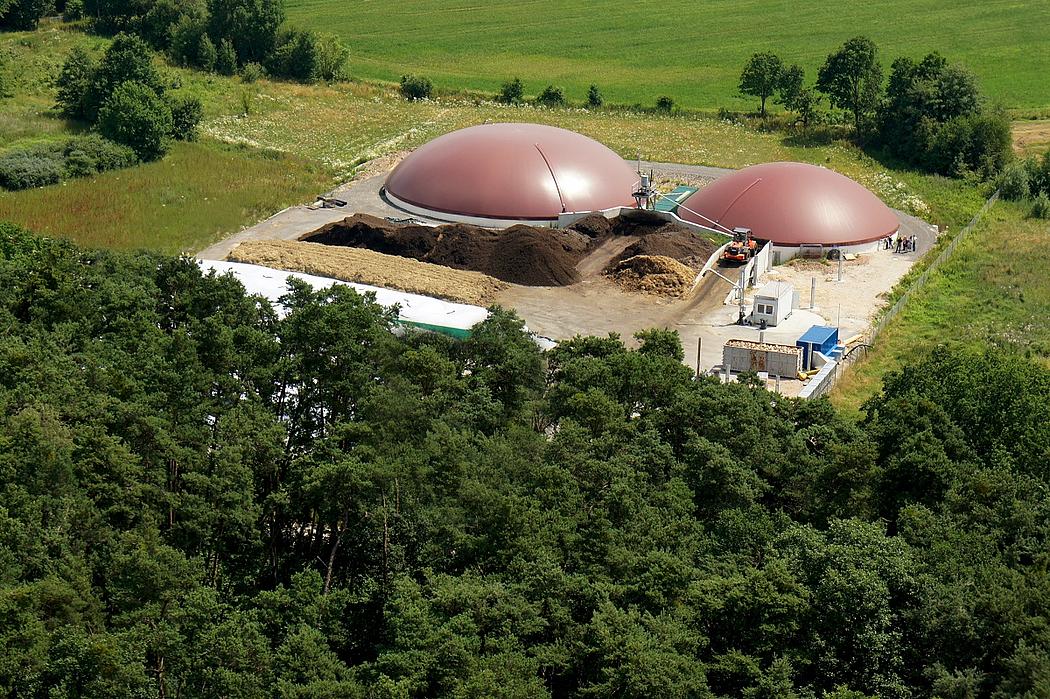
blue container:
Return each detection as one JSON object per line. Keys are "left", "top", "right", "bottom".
{"left": 796, "top": 325, "right": 839, "bottom": 370}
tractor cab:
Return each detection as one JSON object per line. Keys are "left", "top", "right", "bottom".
{"left": 722, "top": 227, "right": 757, "bottom": 263}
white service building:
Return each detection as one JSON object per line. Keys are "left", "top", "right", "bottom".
{"left": 751, "top": 281, "right": 795, "bottom": 327}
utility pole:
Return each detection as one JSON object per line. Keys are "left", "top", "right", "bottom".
{"left": 695, "top": 337, "right": 702, "bottom": 377}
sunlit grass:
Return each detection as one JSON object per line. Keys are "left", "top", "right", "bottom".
{"left": 0, "top": 141, "right": 332, "bottom": 254}
{"left": 286, "top": 0, "right": 1050, "bottom": 111}
{"left": 831, "top": 201, "right": 1050, "bottom": 414}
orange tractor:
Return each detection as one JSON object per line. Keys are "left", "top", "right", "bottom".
{"left": 722, "top": 227, "right": 757, "bottom": 263}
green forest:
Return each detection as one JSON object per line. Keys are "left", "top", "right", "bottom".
{"left": 1, "top": 222, "right": 1049, "bottom": 698}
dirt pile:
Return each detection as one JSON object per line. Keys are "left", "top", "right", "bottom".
{"left": 607, "top": 255, "right": 696, "bottom": 297}
{"left": 228, "top": 240, "right": 506, "bottom": 306}
{"left": 567, "top": 214, "right": 614, "bottom": 239}
{"left": 610, "top": 231, "right": 716, "bottom": 271}
{"left": 304, "top": 214, "right": 590, "bottom": 286}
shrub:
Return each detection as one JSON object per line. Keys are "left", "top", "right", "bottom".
{"left": 241, "top": 62, "right": 264, "bottom": 84}
{"left": 1030, "top": 151, "right": 1050, "bottom": 196}
{"left": 0, "top": 135, "right": 137, "bottom": 190}
{"left": 207, "top": 0, "right": 283, "bottom": 66}
{"left": 313, "top": 32, "right": 348, "bottom": 81}
{"left": 535, "top": 84, "right": 565, "bottom": 107}
{"left": 498, "top": 77, "right": 523, "bottom": 104}
{"left": 267, "top": 28, "right": 320, "bottom": 82}
{"left": 587, "top": 83, "right": 603, "bottom": 108}
{"left": 1031, "top": 192, "right": 1050, "bottom": 220}
{"left": 923, "top": 110, "right": 1012, "bottom": 178}
{"left": 97, "top": 81, "right": 173, "bottom": 161}
{"left": 139, "top": 0, "right": 207, "bottom": 51}
{"left": 56, "top": 45, "right": 98, "bottom": 120}
{"left": 997, "top": 160, "right": 1030, "bottom": 200}
{"left": 168, "top": 94, "right": 203, "bottom": 140}
{"left": 656, "top": 95, "right": 674, "bottom": 112}
{"left": 399, "top": 74, "right": 432, "bottom": 101}
{"left": 168, "top": 13, "right": 208, "bottom": 66}
{"left": 0, "top": 143, "right": 64, "bottom": 189}
{"left": 85, "top": 33, "right": 165, "bottom": 121}
{"left": 240, "top": 87, "right": 253, "bottom": 115}
{"left": 62, "top": 134, "right": 137, "bottom": 174}
{"left": 0, "top": 0, "right": 55, "bottom": 29}
{"left": 195, "top": 33, "right": 217, "bottom": 72}
{"left": 216, "top": 38, "right": 238, "bottom": 76}
{"left": 167, "top": 93, "right": 203, "bottom": 141}
{"left": 63, "top": 0, "right": 83, "bottom": 20}
{"left": 0, "top": 53, "right": 9, "bottom": 99}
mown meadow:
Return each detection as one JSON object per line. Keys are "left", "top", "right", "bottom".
{"left": 286, "top": 0, "right": 1050, "bottom": 112}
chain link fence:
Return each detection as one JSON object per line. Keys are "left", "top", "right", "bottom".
{"left": 806, "top": 190, "right": 1000, "bottom": 399}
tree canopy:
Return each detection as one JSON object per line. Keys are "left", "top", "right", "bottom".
{"left": 1, "top": 223, "right": 1048, "bottom": 697}
{"left": 739, "top": 51, "right": 784, "bottom": 117}
{"left": 816, "top": 36, "right": 883, "bottom": 135}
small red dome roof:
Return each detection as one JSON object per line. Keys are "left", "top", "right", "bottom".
{"left": 678, "top": 162, "right": 899, "bottom": 246}
{"left": 384, "top": 123, "right": 639, "bottom": 222}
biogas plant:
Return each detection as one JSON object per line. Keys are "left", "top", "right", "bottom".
{"left": 199, "top": 122, "right": 933, "bottom": 397}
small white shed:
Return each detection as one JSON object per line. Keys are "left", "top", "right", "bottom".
{"left": 751, "top": 281, "right": 795, "bottom": 327}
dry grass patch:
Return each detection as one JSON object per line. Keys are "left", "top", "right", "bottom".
{"left": 229, "top": 240, "right": 507, "bottom": 305}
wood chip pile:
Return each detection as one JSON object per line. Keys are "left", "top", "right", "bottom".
{"left": 228, "top": 240, "right": 507, "bottom": 306}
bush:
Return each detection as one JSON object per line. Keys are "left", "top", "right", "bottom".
{"left": 1030, "top": 151, "right": 1050, "bottom": 196}
{"left": 216, "top": 38, "right": 237, "bottom": 76}
{"left": 0, "top": 135, "right": 137, "bottom": 190}
{"left": 1031, "top": 192, "right": 1050, "bottom": 220}
{"left": 923, "top": 110, "right": 1011, "bottom": 178}
{"left": 998, "top": 160, "right": 1031, "bottom": 200}
{"left": 535, "top": 84, "right": 565, "bottom": 107}
{"left": 0, "top": 143, "right": 65, "bottom": 189}
{"left": 139, "top": 0, "right": 207, "bottom": 51}
{"left": 97, "top": 81, "right": 173, "bottom": 161}
{"left": 241, "top": 62, "right": 264, "bottom": 83}
{"left": 56, "top": 45, "right": 97, "bottom": 120}
{"left": 168, "top": 13, "right": 208, "bottom": 66}
{"left": 399, "top": 74, "right": 432, "bottom": 101}
{"left": 587, "top": 83, "right": 603, "bottom": 108}
{"left": 207, "top": 0, "right": 283, "bottom": 66}
{"left": 62, "top": 134, "right": 137, "bottom": 175}
{"left": 167, "top": 93, "right": 203, "bottom": 141}
{"left": 656, "top": 95, "right": 674, "bottom": 112}
{"left": 63, "top": 0, "right": 84, "bottom": 20}
{"left": 0, "top": 53, "right": 10, "bottom": 99}
{"left": 0, "top": 0, "right": 55, "bottom": 29}
{"left": 498, "top": 77, "right": 523, "bottom": 104}
{"left": 313, "top": 32, "right": 348, "bottom": 81}
{"left": 267, "top": 28, "right": 320, "bottom": 82}
{"left": 85, "top": 33, "right": 165, "bottom": 121}
{"left": 195, "top": 33, "right": 217, "bottom": 72}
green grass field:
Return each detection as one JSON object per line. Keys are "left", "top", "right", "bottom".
{"left": 832, "top": 200, "right": 1050, "bottom": 413}
{"left": 286, "top": 0, "right": 1050, "bottom": 111}
{"left": 0, "top": 141, "right": 331, "bottom": 253}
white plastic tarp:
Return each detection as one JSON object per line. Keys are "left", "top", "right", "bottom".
{"left": 197, "top": 259, "right": 489, "bottom": 332}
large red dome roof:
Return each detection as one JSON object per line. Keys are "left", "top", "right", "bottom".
{"left": 384, "top": 123, "right": 639, "bottom": 222}
{"left": 677, "top": 162, "right": 899, "bottom": 246}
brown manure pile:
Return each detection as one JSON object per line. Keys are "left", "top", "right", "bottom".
{"left": 228, "top": 240, "right": 506, "bottom": 306}
{"left": 608, "top": 229, "right": 717, "bottom": 270}
{"left": 304, "top": 214, "right": 590, "bottom": 286}
{"left": 607, "top": 255, "right": 696, "bottom": 297}
{"left": 602, "top": 220, "right": 716, "bottom": 296}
